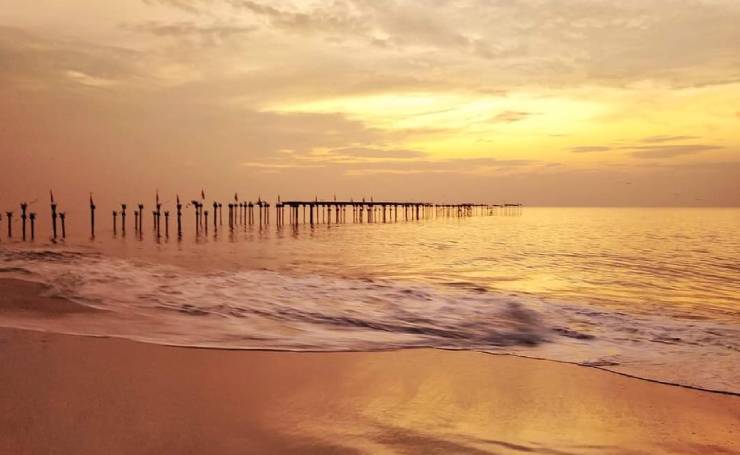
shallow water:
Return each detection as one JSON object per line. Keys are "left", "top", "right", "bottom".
{"left": 1, "top": 207, "right": 738, "bottom": 393}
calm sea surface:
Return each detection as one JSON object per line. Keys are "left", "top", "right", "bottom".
{"left": 1, "top": 207, "right": 738, "bottom": 393}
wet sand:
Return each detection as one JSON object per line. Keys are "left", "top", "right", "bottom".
{"left": 0, "top": 277, "right": 738, "bottom": 454}
{"left": 0, "top": 278, "right": 100, "bottom": 315}
{"left": 0, "top": 326, "right": 737, "bottom": 455}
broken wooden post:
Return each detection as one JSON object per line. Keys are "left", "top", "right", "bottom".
{"left": 156, "top": 199, "right": 162, "bottom": 237}
{"left": 89, "top": 194, "right": 96, "bottom": 238}
{"left": 5, "top": 212, "right": 12, "bottom": 238}
{"left": 50, "top": 190, "right": 58, "bottom": 240}
{"left": 59, "top": 212, "right": 66, "bottom": 238}
{"left": 113, "top": 211, "right": 118, "bottom": 235}
{"left": 20, "top": 203, "right": 27, "bottom": 241}
{"left": 29, "top": 213, "right": 36, "bottom": 240}
{"left": 191, "top": 201, "right": 199, "bottom": 236}
{"left": 176, "top": 196, "right": 182, "bottom": 238}
{"left": 137, "top": 203, "right": 144, "bottom": 233}
{"left": 121, "top": 204, "right": 127, "bottom": 235}
{"left": 164, "top": 211, "right": 170, "bottom": 238}
{"left": 154, "top": 210, "right": 160, "bottom": 238}
{"left": 213, "top": 201, "right": 218, "bottom": 232}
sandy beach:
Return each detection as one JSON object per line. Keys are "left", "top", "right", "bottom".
{"left": 2, "top": 0, "right": 739, "bottom": 451}
{"left": 0, "top": 321, "right": 737, "bottom": 454}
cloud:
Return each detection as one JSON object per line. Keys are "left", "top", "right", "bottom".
{"left": 236, "top": 151, "right": 539, "bottom": 177}
{"left": 142, "top": 0, "right": 202, "bottom": 14}
{"left": 641, "top": 135, "right": 698, "bottom": 143}
{"left": 226, "top": 0, "right": 368, "bottom": 36}
{"left": 339, "top": 157, "right": 541, "bottom": 176}
{"left": 629, "top": 144, "right": 722, "bottom": 159}
{"left": 490, "top": 111, "right": 532, "bottom": 123}
{"left": 126, "top": 21, "right": 256, "bottom": 42}
{"left": 570, "top": 146, "right": 611, "bottom": 153}
{"left": 325, "top": 147, "right": 426, "bottom": 159}
{"left": 65, "top": 70, "right": 117, "bottom": 88}
{"left": 142, "top": 0, "right": 740, "bottom": 90}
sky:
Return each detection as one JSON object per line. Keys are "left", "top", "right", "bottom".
{"left": 0, "top": 0, "right": 739, "bottom": 209}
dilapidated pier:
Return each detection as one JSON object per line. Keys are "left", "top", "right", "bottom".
{"left": 277, "top": 200, "right": 522, "bottom": 227}
{"left": 1, "top": 192, "right": 523, "bottom": 241}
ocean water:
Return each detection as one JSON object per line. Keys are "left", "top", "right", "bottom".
{"left": 0, "top": 207, "right": 738, "bottom": 393}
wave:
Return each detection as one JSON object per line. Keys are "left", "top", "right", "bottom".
{"left": 0, "top": 246, "right": 738, "bottom": 394}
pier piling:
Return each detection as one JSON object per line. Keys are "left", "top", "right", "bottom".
{"left": 20, "top": 203, "right": 27, "bottom": 241}
{"left": 176, "top": 196, "right": 182, "bottom": 238}
{"left": 137, "top": 204, "right": 144, "bottom": 233}
{"left": 59, "top": 212, "right": 66, "bottom": 238}
{"left": 29, "top": 213, "right": 36, "bottom": 240}
{"left": 121, "top": 204, "right": 127, "bottom": 235}
{"left": 164, "top": 211, "right": 170, "bottom": 238}
{"left": 90, "top": 194, "right": 96, "bottom": 238}
{"left": 50, "top": 191, "right": 57, "bottom": 240}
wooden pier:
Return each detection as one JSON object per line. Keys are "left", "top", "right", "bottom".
{"left": 1, "top": 193, "right": 522, "bottom": 241}
{"left": 277, "top": 201, "right": 522, "bottom": 227}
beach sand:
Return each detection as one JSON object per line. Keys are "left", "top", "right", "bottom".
{"left": 0, "top": 281, "right": 738, "bottom": 454}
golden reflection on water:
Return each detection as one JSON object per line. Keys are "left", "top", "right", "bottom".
{"left": 93, "top": 207, "right": 739, "bottom": 317}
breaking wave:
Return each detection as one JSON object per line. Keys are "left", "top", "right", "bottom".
{"left": 0, "top": 246, "right": 738, "bottom": 394}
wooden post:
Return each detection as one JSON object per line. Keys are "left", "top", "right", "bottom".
{"left": 213, "top": 202, "right": 218, "bottom": 232}
{"left": 89, "top": 194, "right": 96, "bottom": 238}
{"left": 21, "top": 203, "right": 27, "bottom": 241}
{"left": 113, "top": 211, "right": 118, "bottom": 235}
{"left": 192, "top": 202, "right": 199, "bottom": 236}
{"left": 50, "top": 197, "right": 58, "bottom": 239}
{"left": 60, "top": 213, "right": 66, "bottom": 238}
{"left": 156, "top": 202, "right": 162, "bottom": 237}
{"left": 29, "top": 213, "right": 36, "bottom": 240}
{"left": 5, "top": 212, "right": 11, "bottom": 238}
{"left": 137, "top": 204, "right": 144, "bottom": 233}
{"left": 176, "top": 197, "right": 182, "bottom": 238}
{"left": 121, "top": 204, "right": 127, "bottom": 235}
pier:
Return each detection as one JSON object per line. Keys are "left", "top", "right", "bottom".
{"left": 277, "top": 201, "right": 521, "bottom": 227}
{"left": 1, "top": 193, "right": 522, "bottom": 241}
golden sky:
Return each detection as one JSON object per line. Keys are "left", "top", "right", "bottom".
{"left": 1, "top": 0, "right": 739, "bottom": 207}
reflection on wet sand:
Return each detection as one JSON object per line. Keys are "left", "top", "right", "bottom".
{"left": 0, "top": 329, "right": 736, "bottom": 454}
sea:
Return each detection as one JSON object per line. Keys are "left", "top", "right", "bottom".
{"left": 0, "top": 207, "right": 738, "bottom": 394}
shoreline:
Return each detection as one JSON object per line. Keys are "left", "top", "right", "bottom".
{"left": 0, "top": 327, "right": 738, "bottom": 454}
{"left": 5, "top": 322, "right": 740, "bottom": 398}
{"left": 1, "top": 276, "right": 738, "bottom": 397}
